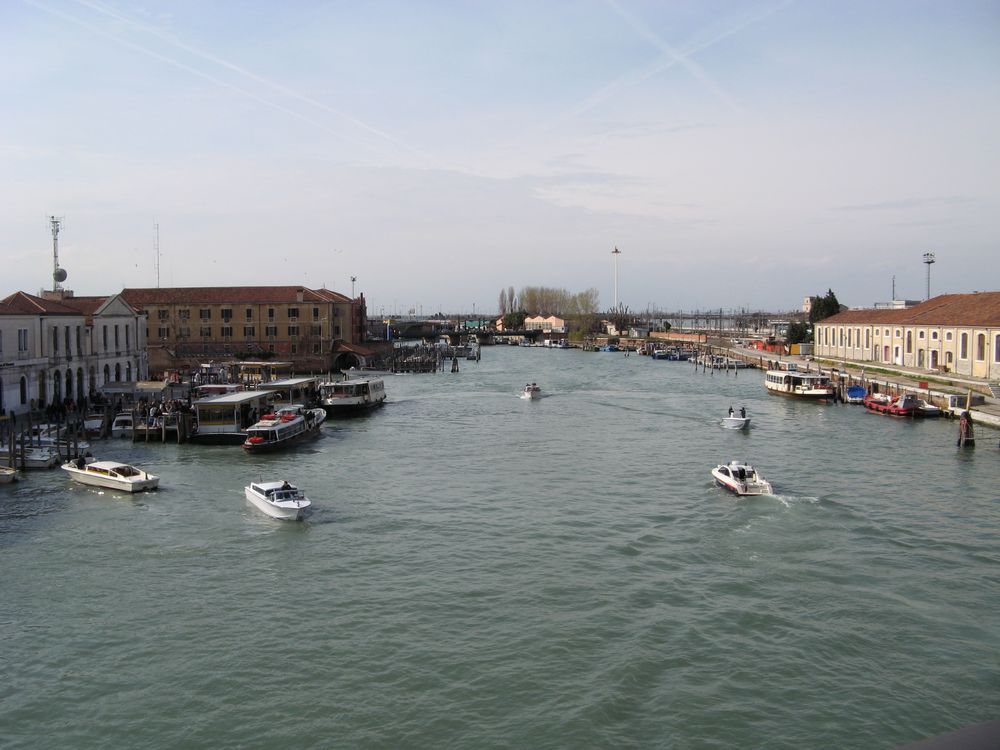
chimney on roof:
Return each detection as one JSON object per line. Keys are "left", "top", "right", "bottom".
{"left": 296, "top": 288, "right": 304, "bottom": 303}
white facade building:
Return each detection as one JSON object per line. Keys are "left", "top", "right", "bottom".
{"left": 0, "top": 291, "right": 147, "bottom": 417}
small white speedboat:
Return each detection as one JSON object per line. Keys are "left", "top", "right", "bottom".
{"left": 244, "top": 480, "right": 312, "bottom": 521}
{"left": 61, "top": 459, "right": 160, "bottom": 492}
{"left": 0, "top": 466, "right": 18, "bottom": 484}
{"left": 111, "top": 412, "right": 134, "bottom": 439}
{"left": 916, "top": 399, "right": 942, "bottom": 417}
{"left": 722, "top": 416, "right": 751, "bottom": 430}
{"left": 521, "top": 383, "right": 541, "bottom": 400}
{"left": 0, "top": 446, "right": 61, "bottom": 469}
{"left": 711, "top": 460, "right": 773, "bottom": 496}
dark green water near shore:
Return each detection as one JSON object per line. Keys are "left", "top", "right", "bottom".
{"left": 2, "top": 346, "right": 998, "bottom": 749}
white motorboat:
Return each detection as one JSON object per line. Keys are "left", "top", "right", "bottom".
{"left": 711, "top": 460, "right": 774, "bottom": 496}
{"left": 318, "top": 377, "right": 386, "bottom": 417}
{"left": 916, "top": 399, "right": 942, "bottom": 418}
{"left": 0, "top": 446, "right": 61, "bottom": 469}
{"left": 61, "top": 459, "right": 159, "bottom": 492}
{"left": 110, "top": 412, "right": 134, "bottom": 438}
{"left": 0, "top": 466, "right": 18, "bottom": 484}
{"left": 521, "top": 383, "right": 542, "bottom": 400}
{"left": 244, "top": 480, "right": 312, "bottom": 521}
{"left": 242, "top": 405, "right": 326, "bottom": 453}
{"left": 722, "top": 416, "right": 751, "bottom": 430}
{"left": 83, "top": 412, "right": 107, "bottom": 436}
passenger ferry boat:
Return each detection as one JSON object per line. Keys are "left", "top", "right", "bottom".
{"left": 242, "top": 405, "right": 326, "bottom": 453}
{"left": 318, "top": 377, "right": 386, "bottom": 417}
{"left": 764, "top": 369, "right": 835, "bottom": 399}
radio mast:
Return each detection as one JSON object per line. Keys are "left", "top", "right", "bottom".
{"left": 49, "top": 216, "right": 67, "bottom": 292}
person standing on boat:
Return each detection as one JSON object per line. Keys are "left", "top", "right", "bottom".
{"left": 740, "top": 406, "right": 746, "bottom": 418}
{"left": 728, "top": 406, "right": 734, "bottom": 417}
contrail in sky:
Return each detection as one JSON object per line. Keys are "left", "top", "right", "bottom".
{"left": 70, "top": 0, "right": 430, "bottom": 162}
{"left": 605, "top": 0, "right": 743, "bottom": 116}
{"left": 23, "top": 0, "right": 429, "bottom": 162}
{"left": 567, "top": 0, "right": 794, "bottom": 122}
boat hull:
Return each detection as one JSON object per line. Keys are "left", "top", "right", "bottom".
{"left": 0, "top": 467, "right": 18, "bottom": 484}
{"left": 61, "top": 464, "right": 159, "bottom": 492}
{"left": 244, "top": 487, "right": 310, "bottom": 520}
{"left": 721, "top": 417, "right": 750, "bottom": 430}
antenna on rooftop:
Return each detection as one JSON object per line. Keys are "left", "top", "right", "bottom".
{"left": 154, "top": 222, "right": 161, "bottom": 288}
{"left": 611, "top": 246, "right": 622, "bottom": 310}
{"left": 49, "top": 215, "right": 67, "bottom": 291}
{"left": 351, "top": 276, "right": 357, "bottom": 298}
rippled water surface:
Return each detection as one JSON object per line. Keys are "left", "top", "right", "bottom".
{"left": 2, "top": 346, "right": 998, "bottom": 749}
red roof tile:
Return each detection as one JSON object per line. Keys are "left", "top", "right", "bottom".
{"left": 121, "top": 286, "right": 352, "bottom": 307}
{"left": 820, "top": 292, "right": 1000, "bottom": 327}
{"left": 0, "top": 291, "right": 83, "bottom": 316}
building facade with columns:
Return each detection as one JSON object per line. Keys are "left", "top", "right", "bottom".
{"left": 813, "top": 292, "right": 1000, "bottom": 380}
{"left": 0, "top": 290, "right": 147, "bottom": 417}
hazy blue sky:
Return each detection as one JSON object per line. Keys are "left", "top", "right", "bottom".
{"left": 2, "top": 0, "right": 998, "bottom": 314}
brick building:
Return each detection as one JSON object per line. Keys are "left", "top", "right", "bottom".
{"left": 120, "top": 286, "right": 371, "bottom": 376}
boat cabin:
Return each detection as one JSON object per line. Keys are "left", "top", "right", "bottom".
{"left": 193, "top": 391, "right": 272, "bottom": 443}
{"left": 255, "top": 376, "right": 319, "bottom": 406}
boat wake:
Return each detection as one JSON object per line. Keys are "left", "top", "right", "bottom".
{"left": 770, "top": 494, "right": 821, "bottom": 508}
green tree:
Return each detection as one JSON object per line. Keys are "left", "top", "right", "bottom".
{"left": 785, "top": 320, "right": 810, "bottom": 345}
{"left": 809, "top": 289, "right": 842, "bottom": 323}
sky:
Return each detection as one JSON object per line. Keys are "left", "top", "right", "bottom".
{"left": 2, "top": 0, "right": 998, "bottom": 316}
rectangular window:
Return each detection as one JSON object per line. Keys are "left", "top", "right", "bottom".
{"left": 334, "top": 325, "right": 341, "bottom": 336}
{"left": 312, "top": 307, "right": 320, "bottom": 320}
{"left": 288, "top": 308, "right": 299, "bottom": 320}
{"left": 267, "top": 307, "right": 275, "bottom": 321}
{"left": 200, "top": 326, "right": 212, "bottom": 337}
{"left": 288, "top": 325, "right": 299, "bottom": 337}
{"left": 76, "top": 326, "right": 82, "bottom": 354}
{"left": 265, "top": 325, "right": 277, "bottom": 337}
{"left": 0, "top": 330, "right": 3, "bottom": 354}
{"left": 290, "top": 343, "right": 298, "bottom": 354}
{"left": 221, "top": 308, "right": 233, "bottom": 322}
{"left": 125, "top": 327, "right": 130, "bottom": 350}
{"left": 18, "top": 328, "right": 29, "bottom": 352}
{"left": 158, "top": 327, "right": 169, "bottom": 339}
{"left": 221, "top": 326, "right": 233, "bottom": 338}
{"left": 158, "top": 309, "right": 169, "bottom": 321}
{"left": 310, "top": 325, "right": 321, "bottom": 336}
{"left": 200, "top": 308, "right": 211, "bottom": 321}
{"left": 244, "top": 326, "right": 255, "bottom": 338}
{"left": 178, "top": 309, "right": 190, "bottom": 320}
{"left": 179, "top": 327, "right": 191, "bottom": 338}
{"left": 53, "top": 327, "right": 59, "bottom": 353}
{"left": 312, "top": 343, "right": 321, "bottom": 354}
{"left": 245, "top": 308, "right": 253, "bottom": 321}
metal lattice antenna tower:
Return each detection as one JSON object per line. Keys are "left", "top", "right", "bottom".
{"left": 611, "top": 246, "right": 622, "bottom": 310}
{"left": 49, "top": 215, "right": 66, "bottom": 292}
{"left": 922, "top": 253, "right": 935, "bottom": 300}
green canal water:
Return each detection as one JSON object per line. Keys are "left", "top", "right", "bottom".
{"left": 2, "top": 346, "right": 998, "bottom": 749}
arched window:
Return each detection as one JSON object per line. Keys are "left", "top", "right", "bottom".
{"left": 975, "top": 333, "right": 986, "bottom": 361}
{"left": 906, "top": 331, "right": 912, "bottom": 354}
{"left": 960, "top": 333, "right": 968, "bottom": 359}
{"left": 38, "top": 371, "right": 47, "bottom": 406}
{"left": 20, "top": 376, "right": 28, "bottom": 405}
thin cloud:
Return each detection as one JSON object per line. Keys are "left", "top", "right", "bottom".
{"left": 833, "top": 196, "right": 975, "bottom": 212}
{"left": 70, "top": 0, "right": 431, "bottom": 164}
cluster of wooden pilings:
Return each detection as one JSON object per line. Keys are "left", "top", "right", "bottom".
{"left": 1, "top": 411, "right": 92, "bottom": 470}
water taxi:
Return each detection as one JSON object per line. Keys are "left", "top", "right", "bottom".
{"left": 521, "top": 383, "right": 542, "bottom": 400}
{"left": 244, "top": 480, "right": 312, "bottom": 521}
{"left": 111, "top": 412, "right": 135, "bottom": 438}
{"left": 242, "top": 405, "right": 326, "bottom": 453}
{"left": 61, "top": 459, "right": 159, "bottom": 492}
